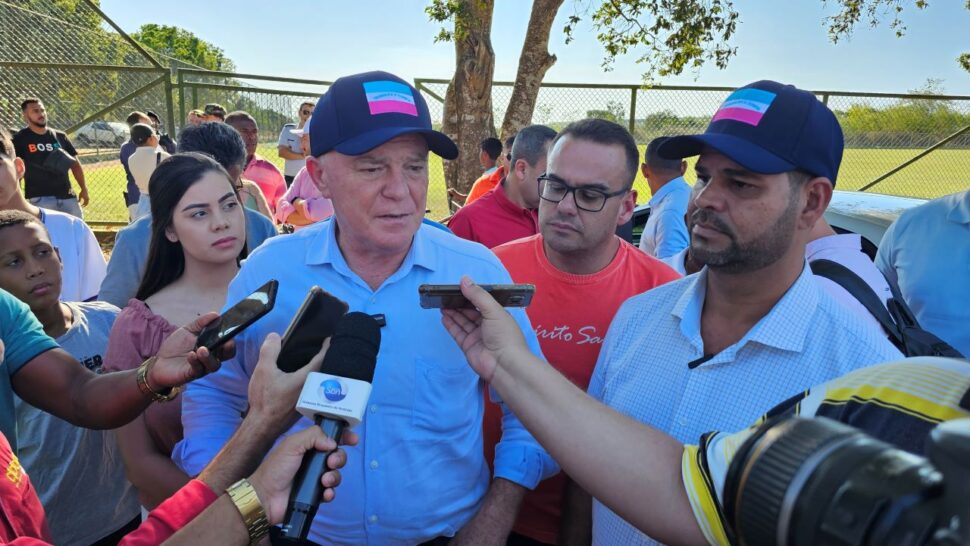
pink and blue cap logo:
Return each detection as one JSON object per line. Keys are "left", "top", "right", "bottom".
{"left": 363, "top": 80, "right": 419, "bottom": 117}
{"left": 712, "top": 88, "right": 778, "bottom": 127}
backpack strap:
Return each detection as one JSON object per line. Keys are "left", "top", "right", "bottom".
{"left": 810, "top": 259, "right": 903, "bottom": 345}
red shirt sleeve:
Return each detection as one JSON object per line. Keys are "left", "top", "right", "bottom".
{"left": 118, "top": 480, "right": 219, "bottom": 546}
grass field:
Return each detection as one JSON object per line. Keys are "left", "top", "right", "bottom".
{"left": 76, "top": 144, "right": 970, "bottom": 224}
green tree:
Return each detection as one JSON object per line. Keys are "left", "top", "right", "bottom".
{"left": 586, "top": 100, "right": 627, "bottom": 123}
{"left": 427, "top": 0, "right": 742, "bottom": 194}
{"left": 131, "top": 24, "right": 236, "bottom": 72}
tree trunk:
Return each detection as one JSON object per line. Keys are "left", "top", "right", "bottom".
{"left": 499, "top": 0, "right": 564, "bottom": 140}
{"left": 441, "top": 0, "right": 496, "bottom": 201}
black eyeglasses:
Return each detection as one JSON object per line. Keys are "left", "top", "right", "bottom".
{"left": 537, "top": 173, "right": 628, "bottom": 212}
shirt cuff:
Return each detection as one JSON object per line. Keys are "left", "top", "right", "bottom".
{"left": 121, "top": 480, "right": 219, "bottom": 545}
{"left": 493, "top": 442, "right": 560, "bottom": 490}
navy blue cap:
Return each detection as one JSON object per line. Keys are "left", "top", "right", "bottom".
{"left": 309, "top": 71, "right": 458, "bottom": 159}
{"left": 659, "top": 80, "right": 844, "bottom": 185}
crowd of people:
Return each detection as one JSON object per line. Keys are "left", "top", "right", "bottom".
{"left": 0, "top": 68, "right": 966, "bottom": 546}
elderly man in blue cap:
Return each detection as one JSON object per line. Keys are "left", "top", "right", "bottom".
{"left": 564, "top": 80, "right": 901, "bottom": 545}
{"left": 173, "top": 72, "right": 558, "bottom": 545}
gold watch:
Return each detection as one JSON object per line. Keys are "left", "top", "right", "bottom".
{"left": 227, "top": 478, "right": 270, "bottom": 544}
{"left": 136, "top": 357, "right": 179, "bottom": 402}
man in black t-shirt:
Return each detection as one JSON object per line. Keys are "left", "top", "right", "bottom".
{"left": 12, "top": 98, "right": 89, "bottom": 219}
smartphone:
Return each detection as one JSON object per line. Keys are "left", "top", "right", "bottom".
{"left": 195, "top": 280, "right": 278, "bottom": 351}
{"left": 277, "top": 286, "right": 350, "bottom": 373}
{"left": 418, "top": 283, "right": 535, "bottom": 309}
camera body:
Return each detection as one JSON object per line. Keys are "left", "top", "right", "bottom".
{"left": 724, "top": 416, "right": 970, "bottom": 546}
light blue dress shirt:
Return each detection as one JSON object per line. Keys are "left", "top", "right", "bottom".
{"left": 876, "top": 190, "right": 970, "bottom": 356}
{"left": 172, "top": 219, "right": 558, "bottom": 545}
{"left": 586, "top": 263, "right": 902, "bottom": 545}
{"left": 638, "top": 176, "right": 691, "bottom": 259}
{"left": 98, "top": 208, "right": 277, "bottom": 308}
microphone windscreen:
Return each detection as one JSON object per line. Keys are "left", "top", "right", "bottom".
{"left": 320, "top": 312, "right": 380, "bottom": 384}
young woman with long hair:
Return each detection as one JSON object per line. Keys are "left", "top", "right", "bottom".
{"left": 103, "top": 152, "right": 247, "bottom": 508}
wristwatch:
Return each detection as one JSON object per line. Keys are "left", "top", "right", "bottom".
{"left": 136, "top": 356, "right": 179, "bottom": 402}
{"left": 227, "top": 478, "right": 270, "bottom": 544}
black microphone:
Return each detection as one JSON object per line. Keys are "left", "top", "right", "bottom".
{"left": 272, "top": 312, "right": 381, "bottom": 544}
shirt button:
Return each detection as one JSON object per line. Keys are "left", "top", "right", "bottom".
{"left": 370, "top": 404, "right": 379, "bottom": 413}
{"left": 370, "top": 296, "right": 377, "bottom": 304}
{"left": 370, "top": 460, "right": 379, "bottom": 469}
{"left": 369, "top": 515, "right": 379, "bottom": 523}
{"left": 680, "top": 418, "right": 688, "bottom": 426}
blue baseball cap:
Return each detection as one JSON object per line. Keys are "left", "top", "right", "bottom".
{"left": 309, "top": 71, "right": 458, "bottom": 159}
{"left": 659, "top": 80, "right": 844, "bottom": 185}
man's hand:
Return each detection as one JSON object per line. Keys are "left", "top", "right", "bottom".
{"left": 149, "top": 312, "right": 227, "bottom": 390}
{"left": 77, "top": 187, "right": 89, "bottom": 207}
{"left": 248, "top": 425, "right": 358, "bottom": 525}
{"left": 440, "top": 277, "right": 530, "bottom": 383}
{"left": 246, "top": 333, "right": 328, "bottom": 437}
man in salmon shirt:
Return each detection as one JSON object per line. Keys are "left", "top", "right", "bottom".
{"left": 227, "top": 111, "right": 287, "bottom": 214}
{"left": 485, "top": 118, "right": 680, "bottom": 545}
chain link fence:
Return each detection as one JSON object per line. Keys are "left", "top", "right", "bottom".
{"left": 3, "top": 1, "right": 969, "bottom": 225}
{"left": 416, "top": 79, "right": 970, "bottom": 206}
{"left": 0, "top": 0, "right": 175, "bottom": 224}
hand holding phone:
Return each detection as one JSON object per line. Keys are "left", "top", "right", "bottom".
{"left": 419, "top": 283, "right": 535, "bottom": 309}
{"left": 195, "top": 280, "right": 279, "bottom": 352}
{"left": 277, "top": 286, "right": 350, "bottom": 373}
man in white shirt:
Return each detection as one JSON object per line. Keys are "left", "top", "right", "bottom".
{"left": 574, "top": 81, "right": 901, "bottom": 545}
{"left": 126, "top": 123, "right": 171, "bottom": 220}
{"left": 278, "top": 101, "right": 315, "bottom": 186}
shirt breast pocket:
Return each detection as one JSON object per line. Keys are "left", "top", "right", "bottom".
{"left": 412, "top": 357, "right": 479, "bottom": 439}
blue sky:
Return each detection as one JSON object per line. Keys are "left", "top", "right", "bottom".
{"left": 100, "top": 0, "right": 970, "bottom": 95}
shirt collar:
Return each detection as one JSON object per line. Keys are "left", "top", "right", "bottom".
{"left": 648, "top": 176, "right": 687, "bottom": 207}
{"left": 495, "top": 180, "right": 534, "bottom": 217}
{"left": 947, "top": 190, "right": 970, "bottom": 224}
{"left": 304, "top": 218, "right": 439, "bottom": 276}
{"left": 672, "top": 261, "right": 819, "bottom": 356}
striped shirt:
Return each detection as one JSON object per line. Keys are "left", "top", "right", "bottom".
{"left": 683, "top": 357, "right": 970, "bottom": 545}
{"left": 587, "top": 263, "right": 902, "bottom": 545}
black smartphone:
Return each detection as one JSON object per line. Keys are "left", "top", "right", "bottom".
{"left": 418, "top": 283, "right": 535, "bottom": 309}
{"left": 195, "top": 280, "right": 279, "bottom": 351}
{"left": 277, "top": 286, "right": 350, "bottom": 373}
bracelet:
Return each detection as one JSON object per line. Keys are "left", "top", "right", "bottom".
{"left": 226, "top": 478, "right": 270, "bottom": 545}
{"left": 136, "top": 357, "right": 179, "bottom": 402}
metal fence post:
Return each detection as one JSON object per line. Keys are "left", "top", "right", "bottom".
{"left": 164, "top": 77, "right": 175, "bottom": 136}
{"left": 629, "top": 87, "right": 637, "bottom": 136}
{"left": 177, "top": 69, "right": 186, "bottom": 132}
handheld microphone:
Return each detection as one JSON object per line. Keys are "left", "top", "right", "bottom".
{"left": 273, "top": 312, "right": 381, "bottom": 544}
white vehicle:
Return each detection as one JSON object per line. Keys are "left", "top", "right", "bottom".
{"left": 73, "top": 121, "right": 129, "bottom": 147}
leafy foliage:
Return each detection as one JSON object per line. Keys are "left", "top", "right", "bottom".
{"left": 564, "top": 0, "right": 740, "bottom": 80}
{"left": 132, "top": 24, "right": 237, "bottom": 72}
{"left": 586, "top": 100, "right": 627, "bottom": 123}
{"left": 426, "top": 0, "right": 470, "bottom": 42}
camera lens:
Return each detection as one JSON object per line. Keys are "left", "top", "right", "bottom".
{"left": 724, "top": 417, "right": 946, "bottom": 546}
